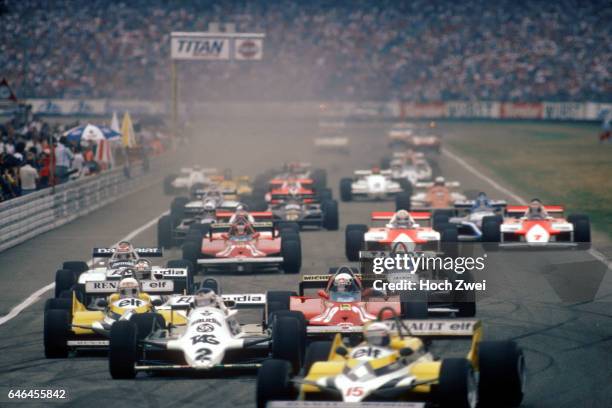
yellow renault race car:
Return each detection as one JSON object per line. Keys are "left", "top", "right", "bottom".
{"left": 257, "top": 309, "right": 524, "bottom": 408}
{"left": 44, "top": 276, "right": 186, "bottom": 358}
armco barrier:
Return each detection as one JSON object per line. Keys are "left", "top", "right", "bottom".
{"left": 0, "top": 158, "right": 165, "bottom": 253}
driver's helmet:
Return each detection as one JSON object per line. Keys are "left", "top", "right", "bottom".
{"left": 364, "top": 322, "right": 391, "bottom": 347}
{"left": 287, "top": 182, "right": 301, "bottom": 198}
{"left": 113, "top": 241, "right": 136, "bottom": 261}
{"left": 433, "top": 176, "right": 445, "bottom": 187}
{"left": 202, "top": 199, "right": 217, "bottom": 217}
{"left": 333, "top": 272, "right": 353, "bottom": 293}
{"left": 193, "top": 288, "right": 219, "bottom": 308}
{"left": 473, "top": 192, "right": 492, "bottom": 210}
{"left": 232, "top": 219, "right": 251, "bottom": 236}
{"left": 117, "top": 277, "right": 140, "bottom": 299}
{"left": 392, "top": 209, "right": 414, "bottom": 227}
{"left": 134, "top": 259, "right": 151, "bottom": 279}
{"left": 372, "top": 166, "right": 381, "bottom": 175}
{"left": 527, "top": 199, "right": 546, "bottom": 218}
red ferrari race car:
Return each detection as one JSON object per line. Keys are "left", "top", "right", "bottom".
{"left": 264, "top": 267, "right": 439, "bottom": 338}
{"left": 482, "top": 199, "right": 591, "bottom": 249}
{"left": 344, "top": 209, "right": 457, "bottom": 261}
{"left": 181, "top": 209, "right": 302, "bottom": 273}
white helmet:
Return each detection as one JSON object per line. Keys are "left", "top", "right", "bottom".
{"left": 333, "top": 273, "right": 353, "bottom": 293}
{"left": 364, "top": 322, "right": 391, "bottom": 347}
{"left": 394, "top": 209, "right": 414, "bottom": 226}
{"left": 118, "top": 277, "right": 140, "bottom": 298}
{"left": 194, "top": 288, "right": 218, "bottom": 307}
{"left": 434, "top": 176, "right": 445, "bottom": 186}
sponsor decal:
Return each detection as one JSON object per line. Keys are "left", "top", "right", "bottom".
{"left": 191, "top": 334, "right": 220, "bottom": 345}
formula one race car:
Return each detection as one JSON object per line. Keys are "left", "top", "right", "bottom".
{"left": 387, "top": 151, "right": 434, "bottom": 185}
{"left": 345, "top": 210, "right": 456, "bottom": 261}
{"left": 409, "top": 177, "right": 466, "bottom": 211}
{"left": 163, "top": 166, "right": 218, "bottom": 195}
{"left": 340, "top": 168, "right": 410, "bottom": 203}
{"left": 265, "top": 266, "right": 466, "bottom": 339}
{"left": 483, "top": 199, "right": 591, "bottom": 248}
{"left": 431, "top": 193, "right": 508, "bottom": 241}
{"left": 53, "top": 242, "right": 193, "bottom": 304}
{"left": 254, "top": 163, "right": 328, "bottom": 196}
{"left": 387, "top": 122, "right": 418, "bottom": 149}
{"left": 257, "top": 311, "right": 524, "bottom": 408}
{"left": 108, "top": 284, "right": 306, "bottom": 378}
{"left": 267, "top": 179, "right": 338, "bottom": 230}
{"left": 314, "top": 120, "right": 349, "bottom": 153}
{"left": 44, "top": 275, "right": 178, "bottom": 357}
{"left": 158, "top": 190, "right": 242, "bottom": 248}
{"left": 181, "top": 210, "right": 302, "bottom": 274}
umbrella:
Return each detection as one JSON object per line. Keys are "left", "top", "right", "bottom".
{"left": 64, "top": 124, "right": 121, "bottom": 142}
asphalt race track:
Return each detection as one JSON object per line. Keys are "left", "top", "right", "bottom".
{"left": 1, "top": 119, "right": 611, "bottom": 408}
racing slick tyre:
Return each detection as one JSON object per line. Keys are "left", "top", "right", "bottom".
{"left": 256, "top": 359, "right": 295, "bottom": 408}
{"left": 265, "top": 290, "right": 298, "bottom": 325}
{"left": 322, "top": 199, "right": 339, "bottom": 230}
{"left": 400, "top": 291, "right": 429, "bottom": 319}
{"left": 44, "top": 298, "right": 72, "bottom": 318}
{"left": 277, "top": 221, "right": 300, "bottom": 234}
{"left": 157, "top": 214, "right": 174, "bottom": 248}
{"left": 44, "top": 309, "right": 70, "bottom": 358}
{"left": 433, "top": 211, "right": 451, "bottom": 232}
{"left": 453, "top": 271, "right": 476, "bottom": 317}
{"left": 395, "top": 191, "right": 412, "bottom": 211}
{"left": 62, "top": 261, "right": 89, "bottom": 278}
{"left": 345, "top": 224, "right": 367, "bottom": 262}
{"left": 170, "top": 196, "right": 189, "bottom": 220}
{"left": 163, "top": 174, "right": 176, "bottom": 195}
{"left": 302, "top": 341, "right": 332, "bottom": 375}
{"left": 478, "top": 341, "right": 525, "bottom": 407}
{"left": 482, "top": 215, "right": 501, "bottom": 250}
{"left": 271, "top": 316, "right": 304, "bottom": 373}
{"left": 270, "top": 310, "right": 307, "bottom": 363}
{"left": 281, "top": 238, "right": 302, "bottom": 274}
{"left": 441, "top": 227, "right": 459, "bottom": 258}
{"left": 340, "top": 178, "right": 353, "bottom": 202}
{"left": 398, "top": 179, "right": 413, "bottom": 197}
{"left": 436, "top": 358, "right": 477, "bottom": 408}
{"left": 109, "top": 320, "right": 139, "bottom": 379}
{"left": 319, "top": 187, "right": 333, "bottom": 201}
{"left": 568, "top": 214, "right": 591, "bottom": 249}
{"left": 181, "top": 242, "right": 200, "bottom": 270}
{"left": 130, "top": 313, "right": 166, "bottom": 341}
{"left": 166, "top": 259, "right": 194, "bottom": 291}
{"left": 311, "top": 168, "right": 327, "bottom": 190}
{"left": 55, "top": 269, "right": 76, "bottom": 299}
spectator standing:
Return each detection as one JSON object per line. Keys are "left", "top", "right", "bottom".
{"left": 19, "top": 161, "right": 38, "bottom": 194}
{"left": 54, "top": 136, "right": 73, "bottom": 183}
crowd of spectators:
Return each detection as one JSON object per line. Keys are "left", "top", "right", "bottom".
{"left": 1, "top": 0, "right": 610, "bottom": 102}
{"left": 0, "top": 114, "right": 170, "bottom": 202}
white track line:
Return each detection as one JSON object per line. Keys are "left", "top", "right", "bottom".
{"left": 0, "top": 212, "right": 166, "bottom": 327}
{"left": 442, "top": 147, "right": 610, "bottom": 268}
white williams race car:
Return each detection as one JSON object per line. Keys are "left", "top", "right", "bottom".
{"left": 164, "top": 166, "right": 218, "bottom": 195}
{"left": 54, "top": 242, "right": 193, "bottom": 306}
{"left": 108, "top": 285, "right": 306, "bottom": 378}
{"left": 340, "top": 168, "right": 410, "bottom": 202}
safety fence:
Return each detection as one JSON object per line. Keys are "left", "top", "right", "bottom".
{"left": 0, "top": 158, "right": 166, "bottom": 253}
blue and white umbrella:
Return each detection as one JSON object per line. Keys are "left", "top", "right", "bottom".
{"left": 64, "top": 124, "right": 121, "bottom": 142}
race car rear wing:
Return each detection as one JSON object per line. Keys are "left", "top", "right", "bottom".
{"left": 192, "top": 188, "right": 237, "bottom": 198}
{"left": 209, "top": 221, "right": 276, "bottom": 235}
{"left": 506, "top": 205, "right": 564, "bottom": 216}
{"left": 268, "top": 402, "right": 424, "bottom": 408}
{"left": 92, "top": 247, "right": 163, "bottom": 257}
{"left": 307, "top": 319, "right": 480, "bottom": 339}
{"left": 84, "top": 279, "right": 175, "bottom": 294}
{"left": 414, "top": 181, "right": 460, "bottom": 189}
{"left": 179, "top": 167, "right": 217, "bottom": 174}
{"left": 453, "top": 199, "right": 507, "bottom": 210}
{"left": 215, "top": 211, "right": 274, "bottom": 221}
{"left": 162, "top": 293, "right": 266, "bottom": 309}
{"left": 269, "top": 178, "right": 314, "bottom": 185}
{"left": 371, "top": 211, "right": 431, "bottom": 221}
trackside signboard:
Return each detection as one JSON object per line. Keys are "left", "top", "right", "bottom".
{"left": 171, "top": 32, "right": 264, "bottom": 61}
